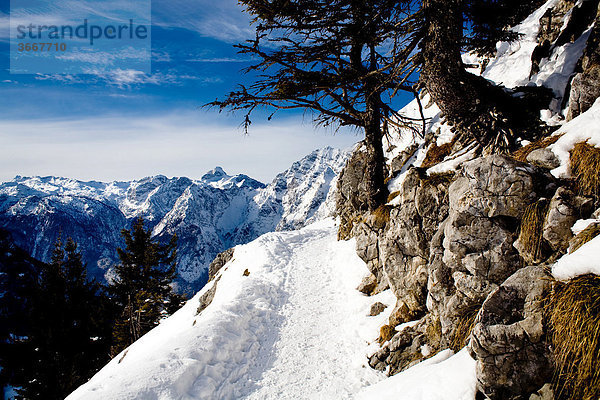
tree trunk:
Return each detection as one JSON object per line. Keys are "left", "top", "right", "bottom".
{"left": 420, "top": 0, "right": 546, "bottom": 154}
{"left": 349, "top": 5, "right": 388, "bottom": 211}
{"left": 421, "top": 0, "right": 481, "bottom": 122}
{"left": 363, "top": 97, "right": 388, "bottom": 211}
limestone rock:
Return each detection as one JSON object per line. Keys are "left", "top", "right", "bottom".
{"left": 470, "top": 265, "right": 553, "bottom": 400}
{"left": 526, "top": 148, "right": 560, "bottom": 169}
{"left": 566, "top": 4, "right": 600, "bottom": 120}
{"left": 380, "top": 168, "right": 451, "bottom": 324}
{"left": 369, "top": 302, "right": 387, "bottom": 316}
{"left": 355, "top": 219, "right": 389, "bottom": 293}
{"left": 357, "top": 274, "right": 378, "bottom": 295}
{"left": 196, "top": 275, "right": 221, "bottom": 315}
{"left": 390, "top": 144, "right": 419, "bottom": 175}
{"left": 543, "top": 187, "right": 578, "bottom": 253}
{"left": 529, "top": 384, "right": 555, "bottom": 400}
{"left": 449, "top": 155, "right": 550, "bottom": 219}
{"left": 208, "top": 247, "right": 235, "bottom": 281}
{"left": 431, "top": 155, "right": 553, "bottom": 343}
{"left": 368, "top": 319, "right": 428, "bottom": 376}
{"left": 368, "top": 156, "right": 556, "bottom": 376}
{"left": 336, "top": 147, "right": 374, "bottom": 240}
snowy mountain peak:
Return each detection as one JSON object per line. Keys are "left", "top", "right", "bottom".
{"left": 202, "top": 166, "right": 229, "bottom": 181}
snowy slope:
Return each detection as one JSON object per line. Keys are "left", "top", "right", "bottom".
{"left": 552, "top": 235, "right": 600, "bottom": 280}
{"left": 67, "top": 219, "right": 476, "bottom": 399}
{"left": 66, "top": 219, "right": 396, "bottom": 399}
{"left": 0, "top": 147, "right": 350, "bottom": 289}
{"left": 548, "top": 97, "right": 600, "bottom": 178}
{"left": 356, "top": 349, "right": 476, "bottom": 400}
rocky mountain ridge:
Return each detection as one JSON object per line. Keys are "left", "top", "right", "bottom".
{"left": 0, "top": 146, "right": 350, "bottom": 291}
{"left": 337, "top": 0, "right": 600, "bottom": 398}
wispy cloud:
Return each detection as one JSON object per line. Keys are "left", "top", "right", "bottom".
{"left": 54, "top": 47, "right": 150, "bottom": 67}
{"left": 152, "top": 0, "right": 253, "bottom": 43}
{"left": 186, "top": 57, "right": 251, "bottom": 63}
{"left": 33, "top": 69, "right": 215, "bottom": 87}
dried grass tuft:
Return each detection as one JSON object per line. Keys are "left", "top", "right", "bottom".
{"left": 570, "top": 142, "right": 600, "bottom": 203}
{"left": 422, "top": 171, "right": 455, "bottom": 186}
{"left": 450, "top": 303, "right": 481, "bottom": 352}
{"left": 512, "top": 134, "right": 562, "bottom": 162}
{"left": 517, "top": 199, "right": 550, "bottom": 263}
{"left": 338, "top": 213, "right": 363, "bottom": 240}
{"left": 421, "top": 142, "right": 453, "bottom": 168}
{"left": 378, "top": 324, "right": 396, "bottom": 344}
{"left": 547, "top": 274, "right": 600, "bottom": 400}
{"left": 372, "top": 205, "right": 392, "bottom": 227}
{"left": 570, "top": 223, "right": 600, "bottom": 253}
{"left": 387, "top": 191, "right": 401, "bottom": 203}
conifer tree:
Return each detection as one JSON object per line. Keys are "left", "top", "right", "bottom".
{"left": 212, "top": 0, "right": 552, "bottom": 185}
{"left": 3, "top": 237, "right": 114, "bottom": 400}
{"left": 209, "top": 0, "right": 424, "bottom": 210}
{"left": 419, "top": 0, "right": 551, "bottom": 153}
{"left": 109, "top": 217, "right": 184, "bottom": 355}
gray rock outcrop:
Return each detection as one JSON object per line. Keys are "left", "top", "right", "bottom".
{"left": 380, "top": 169, "right": 451, "bottom": 323}
{"left": 336, "top": 147, "right": 373, "bottom": 240}
{"left": 526, "top": 148, "right": 560, "bottom": 170}
{"left": 542, "top": 187, "right": 578, "bottom": 253}
{"left": 469, "top": 265, "right": 553, "bottom": 399}
{"left": 430, "top": 156, "right": 554, "bottom": 342}
{"left": 566, "top": 2, "right": 600, "bottom": 120}
{"left": 208, "top": 247, "right": 235, "bottom": 281}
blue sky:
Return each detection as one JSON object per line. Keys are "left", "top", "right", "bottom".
{"left": 0, "top": 0, "right": 412, "bottom": 183}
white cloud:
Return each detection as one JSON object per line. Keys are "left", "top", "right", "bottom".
{"left": 4, "top": 0, "right": 252, "bottom": 43}
{"left": 0, "top": 112, "right": 359, "bottom": 184}
{"left": 56, "top": 47, "right": 150, "bottom": 65}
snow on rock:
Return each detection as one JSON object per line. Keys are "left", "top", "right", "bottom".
{"left": 355, "top": 349, "right": 477, "bottom": 400}
{"left": 552, "top": 235, "right": 600, "bottom": 280}
{"left": 425, "top": 144, "right": 478, "bottom": 176}
{"left": 67, "top": 219, "right": 391, "bottom": 400}
{"left": 530, "top": 26, "right": 592, "bottom": 106}
{"left": 571, "top": 218, "right": 600, "bottom": 235}
{"left": 549, "top": 97, "right": 600, "bottom": 178}
{"left": 482, "top": 0, "right": 559, "bottom": 89}
{"left": 254, "top": 146, "right": 352, "bottom": 231}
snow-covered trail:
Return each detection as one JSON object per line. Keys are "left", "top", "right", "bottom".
{"left": 246, "top": 225, "right": 383, "bottom": 399}
{"left": 67, "top": 219, "right": 392, "bottom": 400}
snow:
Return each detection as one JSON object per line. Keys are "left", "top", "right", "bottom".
{"left": 67, "top": 219, "right": 393, "bottom": 400}
{"left": 571, "top": 219, "right": 600, "bottom": 235}
{"left": 0, "top": 146, "right": 349, "bottom": 287}
{"left": 355, "top": 349, "right": 477, "bottom": 400}
{"left": 530, "top": 27, "right": 592, "bottom": 108}
{"left": 482, "top": 0, "right": 559, "bottom": 89}
{"left": 426, "top": 144, "right": 478, "bottom": 176}
{"left": 549, "top": 98, "right": 600, "bottom": 178}
{"left": 552, "top": 235, "right": 600, "bottom": 280}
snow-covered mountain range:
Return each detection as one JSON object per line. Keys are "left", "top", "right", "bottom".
{"left": 0, "top": 146, "right": 350, "bottom": 291}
